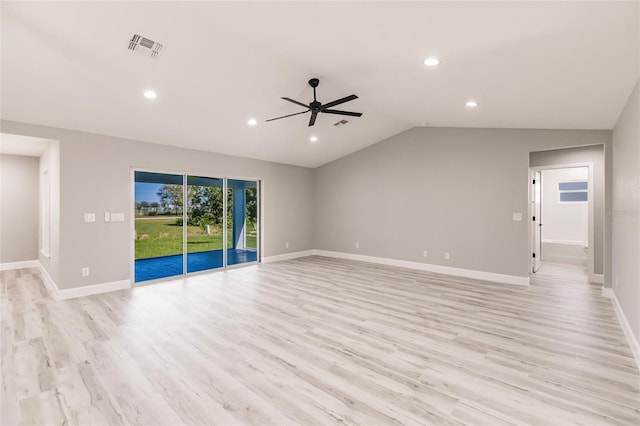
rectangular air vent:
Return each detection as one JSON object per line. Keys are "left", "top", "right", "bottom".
{"left": 334, "top": 119, "right": 350, "bottom": 127}
{"left": 128, "top": 34, "right": 163, "bottom": 58}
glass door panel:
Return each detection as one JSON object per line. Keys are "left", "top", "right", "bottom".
{"left": 134, "top": 171, "right": 184, "bottom": 282}
{"left": 186, "top": 175, "right": 224, "bottom": 273}
{"left": 227, "top": 179, "right": 259, "bottom": 266}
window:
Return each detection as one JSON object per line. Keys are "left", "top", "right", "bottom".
{"left": 558, "top": 181, "right": 588, "bottom": 202}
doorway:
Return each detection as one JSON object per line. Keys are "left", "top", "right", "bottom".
{"left": 530, "top": 165, "right": 593, "bottom": 276}
{"left": 133, "top": 170, "right": 260, "bottom": 283}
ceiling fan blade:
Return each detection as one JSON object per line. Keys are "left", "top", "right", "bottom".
{"left": 308, "top": 110, "right": 318, "bottom": 126}
{"left": 321, "top": 94, "right": 358, "bottom": 110}
{"left": 322, "top": 109, "right": 363, "bottom": 117}
{"left": 281, "top": 97, "right": 309, "bottom": 108}
{"left": 265, "top": 110, "right": 309, "bottom": 122}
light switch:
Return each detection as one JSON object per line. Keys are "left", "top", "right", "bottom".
{"left": 512, "top": 212, "right": 523, "bottom": 221}
{"left": 111, "top": 213, "right": 125, "bottom": 222}
{"left": 84, "top": 213, "right": 95, "bottom": 223}
{"left": 104, "top": 212, "right": 110, "bottom": 222}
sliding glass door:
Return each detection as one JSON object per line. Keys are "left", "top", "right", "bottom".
{"left": 186, "top": 176, "right": 224, "bottom": 273}
{"left": 134, "top": 172, "right": 259, "bottom": 283}
{"left": 227, "top": 179, "right": 259, "bottom": 266}
{"left": 134, "top": 171, "right": 184, "bottom": 282}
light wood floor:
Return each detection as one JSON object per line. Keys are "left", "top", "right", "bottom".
{"left": 1, "top": 257, "right": 639, "bottom": 425}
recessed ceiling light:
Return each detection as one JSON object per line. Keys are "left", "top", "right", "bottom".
{"left": 466, "top": 100, "right": 479, "bottom": 108}
{"left": 247, "top": 118, "right": 257, "bottom": 126}
{"left": 423, "top": 57, "right": 440, "bottom": 66}
{"left": 309, "top": 136, "right": 318, "bottom": 143}
{"left": 143, "top": 90, "right": 157, "bottom": 100}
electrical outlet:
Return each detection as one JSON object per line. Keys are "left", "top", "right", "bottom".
{"left": 82, "top": 267, "right": 90, "bottom": 277}
{"left": 423, "top": 250, "right": 428, "bottom": 257}
{"left": 355, "top": 242, "right": 359, "bottom": 249}
{"left": 285, "top": 242, "right": 289, "bottom": 249}
{"left": 445, "top": 252, "right": 450, "bottom": 260}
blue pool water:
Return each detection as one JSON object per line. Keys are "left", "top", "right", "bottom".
{"left": 135, "top": 249, "right": 257, "bottom": 283}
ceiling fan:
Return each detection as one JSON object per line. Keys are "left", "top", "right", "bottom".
{"left": 266, "top": 78, "right": 362, "bottom": 127}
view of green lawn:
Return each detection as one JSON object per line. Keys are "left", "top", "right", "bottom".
{"left": 135, "top": 218, "right": 257, "bottom": 259}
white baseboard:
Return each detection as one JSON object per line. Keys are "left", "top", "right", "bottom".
{"left": 591, "top": 273, "right": 604, "bottom": 284}
{"left": 56, "top": 280, "right": 131, "bottom": 300}
{"left": 313, "top": 250, "right": 530, "bottom": 286}
{"left": 37, "top": 262, "right": 58, "bottom": 299}
{"left": 541, "top": 239, "right": 588, "bottom": 245}
{"left": 36, "top": 261, "right": 131, "bottom": 301}
{"left": 541, "top": 255, "right": 587, "bottom": 266}
{"left": 0, "top": 260, "right": 39, "bottom": 271}
{"left": 602, "top": 287, "right": 640, "bottom": 371}
{"left": 262, "top": 250, "right": 315, "bottom": 264}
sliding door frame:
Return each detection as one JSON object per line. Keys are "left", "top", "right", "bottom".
{"left": 130, "top": 168, "right": 186, "bottom": 285}
{"left": 130, "top": 167, "right": 262, "bottom": 285}
{"left": 224, "top": 176, "right": 261, "bottom": 271}
{"left": 223, "top": 177, "right": 228, "bottom": 269}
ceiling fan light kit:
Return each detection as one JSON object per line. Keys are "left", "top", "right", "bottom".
{"left": 266, "top": 78, "right": 363, "bottom": 127}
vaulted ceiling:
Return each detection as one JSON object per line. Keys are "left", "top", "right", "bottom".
{"left": 1, "top": 1, "right": 638, "bottom": 167}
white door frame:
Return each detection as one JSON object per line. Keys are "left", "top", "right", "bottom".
{"left": 528, "top": 162, "right": 596, "bottom": 282}
{"left": 531, "top": 170, "right": 542, "bottom": 273}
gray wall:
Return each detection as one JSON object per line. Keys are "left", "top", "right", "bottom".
{"left": 530, "top": 145, "right": 606, "bottom": 277}
{"left": 0, "top": 120, "right": 618, "bottom": 291}
{"left": 0, "top": 154, "right": 39, "bottom": 263}
{"left": 1, "top": 120, "right": 315, "bottom": 290}
{"left": 314, "top": 127, "right": 611, "bottom": 278}
{"left": 611, "top": 78, "right": 639, "bottom": 342}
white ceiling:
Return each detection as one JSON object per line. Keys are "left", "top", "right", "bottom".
{"left": 1, "top": 1, "right": 638, "bottom": 168}
{"left": 0, "top": 133, "right": 53, "bottom": 157}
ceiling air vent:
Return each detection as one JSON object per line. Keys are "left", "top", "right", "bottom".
{"left": 334, "top": 119, "right": 350, "bottom": 127}
{"left": 128, "top": 34, "right": 163, "bottom": 58}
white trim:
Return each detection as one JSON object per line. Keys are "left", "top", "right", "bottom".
{"left": 37, "top": 262, "right": 58, "bottom": 299}
{"left": 130, "top": 168, "right": 135, "bottom": 286}
{"left": 56, "top": 280, "right": 131, "bottom": 301}
{"left": 0, "top": 260, "right": 39, "bottom": 270}
{"left": 602, "top": 287, "right": 640, "bottom": 371}
{"left": 541, "top": 255, "right": 587, "bottom": 266}
{"left": 591, "top": 273, "right": 604, "bottom": 284}
{"left": 41, "top": 168, "right": 51, "bottom": 256}
{"left": 531, "top": 169, "right": 542, "bottom": 272}
{"left": 262, "top": 250, "right": 315, "bottom": 264}
{"left": 541, "top": 239, "right": 588, "bottom": 245}
{"left": 258, "top": 180, "right": 263, "bottom": 263}
{"left": 35, "top": 261, "right": 131, "bottom": 300}
{"left": 313, "top": 250, "right": 530, "bottom": 286}
{"left": 530, "top": 161, "right": 597, "bottom": 170}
